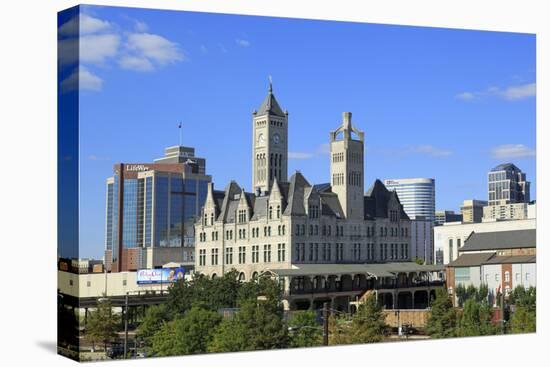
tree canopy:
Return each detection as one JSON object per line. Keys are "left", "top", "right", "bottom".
{"left": 425, "top": 288, "right": 457, "bottom": 338}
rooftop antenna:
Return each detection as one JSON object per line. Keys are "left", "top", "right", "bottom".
{"left": 178, "top": 122, "right": 183, "bottom": 146}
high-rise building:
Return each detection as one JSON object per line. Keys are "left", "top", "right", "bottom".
{"left": 434, "top": 210, "right": 462, "bottom": 226}
{"left": 488, "top": 163, "right": 530, "bottom": 206}
{"left": 383, "top": 178, "right": 435, "bottom": 222}
{"left": 460, "top": 199, "right": 487, "bottom": 223}
{"left": 104, "top": 145, "right": 211, "bottom": 272}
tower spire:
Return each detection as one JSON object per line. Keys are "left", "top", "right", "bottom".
{"left": 268, "top": 75, "right": 273, "bottom": 93}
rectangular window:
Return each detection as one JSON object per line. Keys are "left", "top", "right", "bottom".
{"left": 225, "top": 247, "right": 233, "bottom": 265}
{"left": 252, "top": 245, "right": 259, "bottom": 263}
{"left": 309, "top": 243, "right": 314, "bottom": 261}
{"left": 211, "top": 248, "right": 219, "bottom": 265}
{"left": 263, "top": 244, "right": 271, "bottom": 263}
{"left": 199, "top": 249, "right": 206, "bottom": 266}
{"left": 238, "top": 246, "right": 246, "bottom": 264}
{"left": 278, "top": 243, "right": 286, "bottom": 262}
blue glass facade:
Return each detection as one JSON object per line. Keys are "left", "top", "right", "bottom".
{"left": 122, "top": 179, "right": 138, "bottom": 248}
{"left": 144, "top": 176, "right": 153, "bottom": 247}
{"left": 111, "top": 175, "right": 119, "bottom": 263}
{"left": 170, "top": 177, "right": 184, "bottom": 247}
{"left": 154, "top": 176, "right": 169, "bottom": 247}
{"left": 105, "top": 183, "right": 114, "bottom": 251}
{"left": 106, "top": 170, "right": 210, "bottom": 260}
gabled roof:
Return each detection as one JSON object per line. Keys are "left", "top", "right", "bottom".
{"left": 364, "top": 179, "right": 409, "bottom": 220}
{"left": 459, "top": 229, "right": 536, "bottom": 252}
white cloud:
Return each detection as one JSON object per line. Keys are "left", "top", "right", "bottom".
{"left": 118, "top": 55, "right": 154, "bottom": 72}
{"left": 58, "top": 14, "right": 111, "bottom": 37}
{"left": 410, "top": 145, "right": 452, "bottom": 157}
{"left": 60, "top": 66, "right": 103, "bottom": 92}
{"left": 289, "top": 152, "right": 314, "bottom": 160}
{"left": 134, "top": 20, "right": 149, "bottom": 33}
{"left": 80, "top": 34, "right": 120, "bottom": 64}
{"left": 499, "top": 83, "right": 536, "bottom": 101}
{"left": 125, "top": 33, "right": 184, "bottom": 65}
{"left": 457, "top": 82, "right": 536, "bottom": 102}
{"left": 491, "top": 144, "right": 535, "bottom": 159}
{"left": 456, "top": 92, "right": 475, "bottom": 101}
{"left": 236, "top": 38, "right": 251, "bottom": 47}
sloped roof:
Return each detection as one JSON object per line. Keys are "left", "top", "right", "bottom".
{"left": 459, "top": 229, "right": 536, "bottom": 252}
{"left": 483, "top": 255, "right": 536, "bottom": 264}
{"left": 491, "top": 163, "right": 520, "bottom": 172}
{"left": 448, "top": 252, "right": 496, "bottom": 267}
{"left": 364, "top": 179, "right": 409, "bottom": 220}
{"left": 256, "top": 89, "right": 286, "bottom": 117}
{"left": 268, "top": 262, "right": 444, "bottom": 278}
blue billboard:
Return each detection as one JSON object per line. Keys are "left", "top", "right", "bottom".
{"left": 136, "top": 268, "right": 185, "bottom": 285}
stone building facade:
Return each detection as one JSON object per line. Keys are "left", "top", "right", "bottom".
{"left": 195, "top": 85, "right": 412, "bottom": 281}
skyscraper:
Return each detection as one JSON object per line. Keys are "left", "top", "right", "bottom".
{"left": 105, "top": 145, "right": 211, "bottom": 272}
{"left": 383, "top": 178, "right": 436, "bottom": 222}
{"left": 488, "top": 163, "right": 530, "bottom": 206}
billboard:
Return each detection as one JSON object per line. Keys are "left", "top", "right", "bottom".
{"left": 137, "top": 268, "right": 185, "bottom": 285}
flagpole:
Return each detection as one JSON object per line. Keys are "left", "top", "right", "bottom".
{"left": 178, "top": 122, "right": 183, "bottom": 146}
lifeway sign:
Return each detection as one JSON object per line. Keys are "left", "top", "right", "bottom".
{"left": 126, "top": 164, "right": 150, "bottom": 172}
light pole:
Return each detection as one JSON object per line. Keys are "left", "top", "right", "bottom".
{"left": 322, "top": 302, "right": 329, "bottom": 346}
{"left": 123, "top": 292, "right": 129, "bottom": 359}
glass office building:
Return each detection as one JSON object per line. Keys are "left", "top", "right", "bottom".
{"left": 488, "top": 163, "right": 530, "bottom": 206}
{"left": 105, "top": 145, "right": 211, "bottom": 272}
{"left": 384, "top": 178, "right": 436, "bottom": 222}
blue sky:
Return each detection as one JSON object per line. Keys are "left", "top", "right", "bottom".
{"left": 60, "top": 5, "right": 536, "bottom": 259}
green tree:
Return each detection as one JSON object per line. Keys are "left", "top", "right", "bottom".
{"left": 425, "top": 288, "right": 457, "bottom": 338}
{"left": 166, "top": 270, "right": 242, "bottom": 315}
{"left": 208, "top": 278, "right": 288, "bottom": 353}
{"left": 136, "top": 304, "right": 170, "bottom": 353}
{"left": 288, "top": 311, "right": 322, "bottom": 348}
{"left": 151, "top": 307, "right": 222, "bottom": 356}
{"left": 85, "top": 299, "right": 120, "bottom": 355}
{"left": 509, "top": 306, "right": 536, "bottom": 333}
{"left": 414, "top": 258, "right": 425, "bottom": 265}
{"left": 455, "top": 283, "right": 466, "bottom": 307}
{"left": 476, "top": 284, "right": 489, "bottom": 303}
{"left": 347, "top": 294, "right": 388, "bottom": 344}
{"left": 509, "top": 286, "right": 536, "bottom": 334}
{"left": 456, "top": 299, "right": 496, "bottom": 337}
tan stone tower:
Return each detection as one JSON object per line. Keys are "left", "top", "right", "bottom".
{"left": 330, "top": 112, "right": 365, "bottom": 220}
{"left": 252, "top": 81, "right": 288, "bottom": 193}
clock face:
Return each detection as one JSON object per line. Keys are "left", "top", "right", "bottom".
{"left": 257, "top": 133, "right": 265, "bottom": 145}
{"left": 273, "top": 133, "right": 280, "bottom": 144}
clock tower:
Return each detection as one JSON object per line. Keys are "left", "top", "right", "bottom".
{"left": 252, "top": 81, "right": 288, "bottom": 194}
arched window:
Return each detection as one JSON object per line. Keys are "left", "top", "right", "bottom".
{"left": 252, "top": 272, "right": 259, "bottom": 281}
{"left": 239, "top": 272, "right": 246, "bottom": 282}
{"left": 269, "top": 206, "right": 273, "bottom": 219}
{"left": 211, "top": 273, "right": 217, "bottom": 279}
{"left": 276, "top": 205, "right": 281, "bottom": 218}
